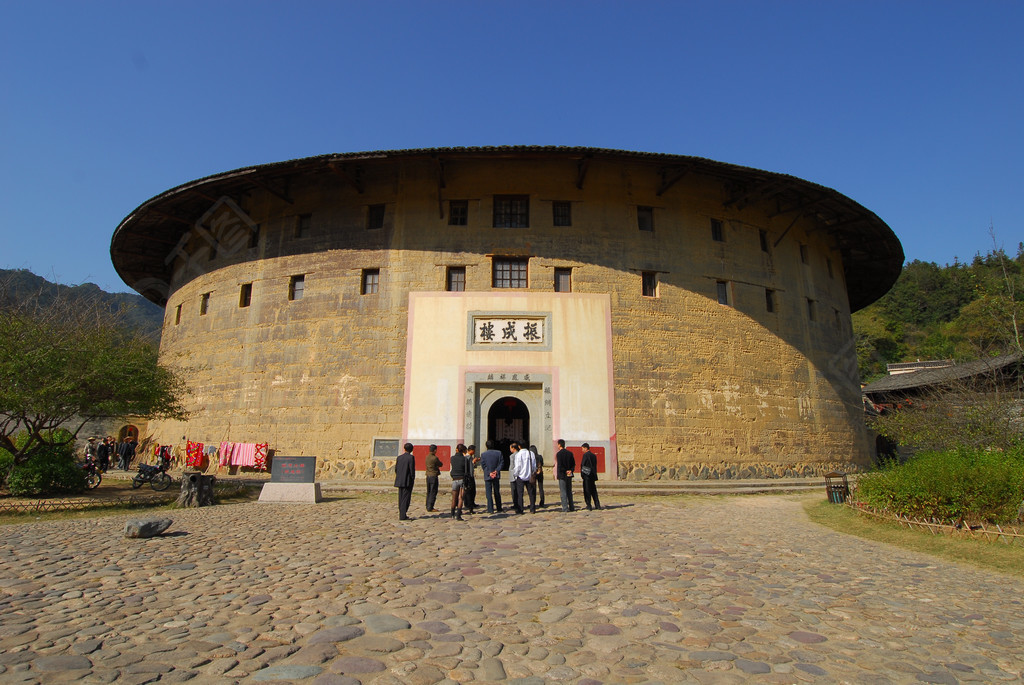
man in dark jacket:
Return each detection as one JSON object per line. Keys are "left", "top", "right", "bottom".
{"left": 117, "top": 437, "right": 137, "bottom": 471}
{"left": 480, "top": 440, "right": 504, "bottom": 514}
{"left": 394, "top": 443, "right": 416, "bottom": 521}
{"left": 449, "top": 444, "right": 469, "bottom": 521}
{"left": 554, "top": 439, "right": 576, "bottom": 512}
{"left": 424, "top": 444, "right": 441, "bottom": 513}
{"left": 580, "top": 443, "right": 601, "bottom": 511}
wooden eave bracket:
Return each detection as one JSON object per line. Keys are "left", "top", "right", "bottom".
{"left": 724, "top": 179, "right": 783, "bottom": 209}
{"left": 329, "top": 163, "right": 364, "bottom": 194}
{"left": 576, "top": 156, "right": 592, "bottom": 190}
{"left": 657, "top": 166, "right": 689, "bottom": 197}
{"left": 246, "top": 175, "right": 294, "bottom": 205}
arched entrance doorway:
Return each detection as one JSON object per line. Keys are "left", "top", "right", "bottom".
{"left": 487, "top": 397, "right": 529, "bottom": 468}
{"left": 118, "top": 424, "right": 139, "bottom": 442}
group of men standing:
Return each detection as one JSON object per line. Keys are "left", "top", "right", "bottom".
{"left": 393, "top": 439, "right": 602, "bottom": 520}
{"left": 84, "top": 435, "right": 138, "bottom": 472}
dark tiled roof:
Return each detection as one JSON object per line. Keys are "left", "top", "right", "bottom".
{"left": 111, "top": 146, "right": 904, "bottom": 308}
{"left": 862, "top": 352, "right": 1023, "bottom": 395}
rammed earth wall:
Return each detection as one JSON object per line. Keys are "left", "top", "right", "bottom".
{"left": 114, "top": 149, "right": 900, "bottom": 480}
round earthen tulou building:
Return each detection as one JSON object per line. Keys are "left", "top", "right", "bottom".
{"left": 112, "top": 146, "right": 903, "bottom": 480}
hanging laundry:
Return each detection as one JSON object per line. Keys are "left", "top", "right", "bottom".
{"left": 219, "top": 442, "right": 234, "bottom": 467}
{"left": 254, "top": 443, "right": 269, "bottom": 471}
{"left": 233, "top": 443, "right": 257, "bottom": 467}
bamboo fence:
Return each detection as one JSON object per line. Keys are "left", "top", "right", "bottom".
{"left": 0, "top": 493, "right": 175, "bottom": 514}
{"left": 848, "top": 500, "right": 1024, "bottom": 546}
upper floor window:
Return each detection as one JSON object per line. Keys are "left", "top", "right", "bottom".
{"left": 759, "top": 229, "right": 770, "bottom": 253}
{"left": 449, "top": 200, "right": 468, "bottom": 226}
{"left": 552, "top": 201, "right": 572, "bottom": 227}
{"left": 765, "top": 288, "right": 776, "bottom": 313}
{"left": 641, "top": 271, "right": 658, "bottom": 297}
{"left": 493, "top": 257, "right": 528, "bottom": 288}
{"left": 799, "top": 243, "right": 809, "bottom": 264}
{"left": 249, "top": 223, "right": 261, "bottom": 249}
{"left": 367, "top": 204, "right": 385, "bottom": 230}
{"left": 239, "top": 283, "right": 252, "bottom": 308}
{"left": 447, "top": 266, "right": 466, "bottom": 292}
{"left": 711, "top": 219, "right": 724, "bottom": 242}
{"left": 174, "top": 304, "right": 182, "bottom": 325}
{"left": 493, "top": 195, "right": 529, "bottom": 228}
{"left": 554, "top": 268, "right": 572, "bottom": 292}
{"left": 289, "top": 275, "right": 305, "bottom": 301}
{"left": 295, "top": 214, "right": 312, "bottom": 239}
{"left": 200, "top": 292, "right": 210, "bottom": 315}
{"left": 637, "top": 206, "right": 654, "bottom": 232}
{"left": 362, "top": 269, "right": 380, "bottom": 295}
{"left": 716, "top": 280, "right": 730, "bottom": 305}
{"left": 806, "top": 298, "right": 816, "bottom": 321}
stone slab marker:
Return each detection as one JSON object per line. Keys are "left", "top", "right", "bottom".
{"left": 259, "top": 456, "right": 322, "bottom": 503}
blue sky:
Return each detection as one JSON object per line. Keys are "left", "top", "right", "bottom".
{"left": 1, "top": 1, "right": 1022, "bottom": 294}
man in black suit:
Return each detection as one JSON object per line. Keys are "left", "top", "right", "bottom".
{"left": 580, "top": 442, "right": 602, "bottom": 511}
{"left": 480, "top": 440, "right": 504, "bottom": 514}
{"left": 394, "top": 443, "right": 416, "bottom": 520}
{"left": 554, "top": 439, "right": 576, "bottom": 512}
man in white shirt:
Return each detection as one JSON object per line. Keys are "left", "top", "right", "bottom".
{"left": 510, "top": 441, "right": 537, "bottom": 514}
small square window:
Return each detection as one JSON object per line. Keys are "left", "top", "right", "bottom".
{"left": 446, "top": 266, "right": 466, "bottom": 292}
{"left": 174, "top": 304, "right": 182, "bottom": 325}
{"left": 200, "top": 292, "right": 210, "bottom": 315}
{"left": 807, "top": 298, "right": 816, "bottom": 321}
{"left": 367, "top": 204, "right": 385, "bottom": 230}
{"left": 711, "top": 219, "right": 724, "bottom": 242}
{"left": 493, "top": 195, "right": 529, "bottom": 228}
{"left": 637, "top": 206, "right": 654, "bottom": 232}
{"left": 362, "top": 269, "right": 380, "bottom": 295}
{"left": 800, "top": 244, "right": 809, "bottom": 264}
{"left": 553, "top": 201, "right": 572, "bottom": 227}
{"left": 449, "top": 201, "right": 468, "bottom": 226}
{"left": 554, "top": 268, "right": 572, "bottom": 292}
{"left": 249, "top": 224, "right": 261, "bottom": 249}
{"left": 239, "top": 283, "right": 252, "bottom": 308}
{"left": 493, "top": 257, "right": 528, "bottom": 288}
{"left": 642, "top": 271, "right": 658, "bottom": 297}
{"left": 759, "top": 229, "right": 770, "bottom": 253}
{"left": 716, "top": 281, "right": 730, "bottom": 305}
{"left": 296, "top": 214, "right": 312, "bottom": 239}
{"left": 289, "top": 275, "right": 305, "bottom": 301}
{"left": 765, "top": 289, "right": 776, "bottom": 313}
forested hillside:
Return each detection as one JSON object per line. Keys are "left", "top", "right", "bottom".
{"left": 854, "top": 244, "right": 1024, "bottom": 382}
{"left": 0, "top": 269, "right": 163, "bottom": 341}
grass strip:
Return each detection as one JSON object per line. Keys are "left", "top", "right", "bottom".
{"left": 804, "top": 498, "right": 1024, "bottom": 578}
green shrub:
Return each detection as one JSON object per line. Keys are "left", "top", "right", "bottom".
{"left": 857, "top": 446, "right": 1024, "bottom": 524}
{"left": 1, "top": 430, "right": 87, "bottom": 496}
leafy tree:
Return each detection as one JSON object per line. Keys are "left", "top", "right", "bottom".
{"left": 0, "top": 280, "right": 187, "bottom": 484}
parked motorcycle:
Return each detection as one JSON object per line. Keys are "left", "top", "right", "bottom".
{"left": 131, "top": 454, "right": 172, "bottom": 491}
{"left": 82, "top": 455, "right": 102, "bottom": 489}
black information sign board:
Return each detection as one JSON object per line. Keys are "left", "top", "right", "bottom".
{"left": 270, "top": 456, "right": 317, "bottom": 484}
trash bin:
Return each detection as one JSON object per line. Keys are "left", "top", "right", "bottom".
{"left": 824, "top": 471, "right": 849, "bottom": 504}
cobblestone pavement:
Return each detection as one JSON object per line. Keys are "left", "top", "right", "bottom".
{"left": 1, "top": 493, "right": 1022, "bottom": 684}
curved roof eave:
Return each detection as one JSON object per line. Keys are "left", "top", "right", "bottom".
{"left": 111, "top": 146, "right": 903, "bottom": 309}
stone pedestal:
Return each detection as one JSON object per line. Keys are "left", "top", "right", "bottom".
{"left": 258, "top": 482, "right": 322, "bottom": 503}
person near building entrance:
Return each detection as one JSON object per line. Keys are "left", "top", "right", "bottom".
{"left": 117, "top": 436, "right": 137, "bottom": 470}
{"left": 480, "top": 440, "right": 504, "bottom": 514}
{"left": 580, "top": 443, "right": 602, "bottom": 511}
{"left": 530, "top": 444, "right": 546, "bottom": 508}
{"left": 96, "top": 437, "right": 111, "bottom": 473}
{"left": 424, "top": 444, "right": 441, "bottom": 513}
{"left": 394, "top": 443, "right": 416, "bottom": 521}
{"left": 510, "top": 441, "right": 537, "bottom": 514}
{"left": 449, "top": 443, "right": 469, "bottom": 521}
{"left": 554, "top": 439, "right": 576, "bottom": 512}
{"left": 464, "top": 444, "right": 480, "bottom": 515}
